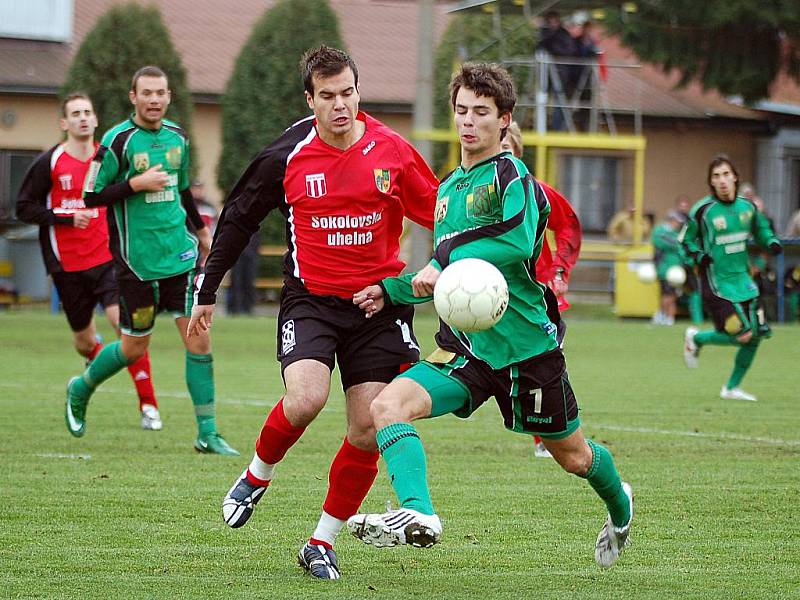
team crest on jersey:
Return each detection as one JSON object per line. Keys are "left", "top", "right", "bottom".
{"left": 467, "top": 184, "right": 499, "bottom": 218}
{"left": 434, "top": 195, "right": 449, "bottom": 223}
{"left": 712, "top": 216, "right": 727, "bottom": 231}
{"left": 133, "top": 152, "right": 150, "bottom": 173}
{"left": 305, "top": 173, "right": 327, "bottom": 198}
{"left": 739, "top": 210, "right": 752, "bottom": 225}
{"left": 374, "top": 169, "right": 391, "bottom": 193}
{"left": 58, "top": 174, "right": 73, "bottom": 191}
{"left": 166, "top": 146, "right": 182, "bottom": 169}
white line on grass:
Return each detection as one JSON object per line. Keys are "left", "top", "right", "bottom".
{"left": 592, "top": 423, "right": 800, "bottom": 447}
{"left": 34, "top": 453, "right": 91, "bottom": 460}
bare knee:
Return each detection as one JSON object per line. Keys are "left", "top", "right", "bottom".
{"left": 550, "top": 442, "right": 593, "bottom": 476}
{"left": 283, "top": 390, "right": 328, "bottom": 427}
{"left": 736, "top": 330, "right": 753, "bottom": 344}
{"left": 120, "top": 336, "right": 148, "bottom": 363}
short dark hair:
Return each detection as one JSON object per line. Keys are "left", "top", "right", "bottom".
{"left": 300, "top": 45, "right": 359, "bottom": 95}
{"left": 707, "top": 154, "right": 739, "bottom": 194}
{"left": 450, "top": 63, "right": 517, "bottom": 138}
{"left": 61, "top": 92, "right": 93, "bottom": 117}
{"left": 131, "top": 65, "right": 168, "bottom": 92}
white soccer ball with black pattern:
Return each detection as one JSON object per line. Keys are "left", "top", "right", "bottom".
{"left": 433, "top": 258, "right": 509, "bottom": 332}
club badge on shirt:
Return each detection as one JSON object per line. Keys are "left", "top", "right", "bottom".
{"left": 374, "top": 169, "right": 390, "bottom": 193}
{"left": 134, "top": 152, "right": 150, "bottom": 172}
{"left": 306, "top": 173, "right": 327, "bottom": 198}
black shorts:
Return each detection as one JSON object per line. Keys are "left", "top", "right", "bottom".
{"left": 117, "top": 267, "right": 196, "bottom": 336}
{"left": 701, "top": 278, "right": 770, "bottom": 338}
{"left": 659, "top": 279, "right": 680, "bottom": 296}
{"left": 276, "top": 276, "right": 421, "bottom": 390}
{"left": 52, "top": 261, "right": 118, "bottom": 331}
{"left": 405, "top": 347, "right": 580, "bottom": 439}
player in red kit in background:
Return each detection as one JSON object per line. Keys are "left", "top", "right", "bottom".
{"left": 501, "top": 122, "right": 582, "bottom": 458}
{"left": 187, "top": 46, "right": 438, "bottom": 580}
{"left": 16, "top": 93, "right": 161, "bottom": 431}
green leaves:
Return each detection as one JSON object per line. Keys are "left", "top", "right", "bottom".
{"left": 62, "top": 3, "right": 192, "bottom": 137}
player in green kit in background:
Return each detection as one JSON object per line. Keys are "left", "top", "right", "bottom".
{"left": 681, "top": 155, "right": 782, "bottom": 401}
{"left": 64, "top": 66, "right": 238, "bottom": 455}
{"left": 347, "top": 63, "right": 633, "bottom": 568}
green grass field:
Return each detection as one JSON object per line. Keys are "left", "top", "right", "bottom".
{"left": 1, "top": 306, "right": 798, "bottom": 599}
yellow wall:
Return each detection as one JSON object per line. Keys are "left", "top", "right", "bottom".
{"left": 0, "top": 96, "right": 62, "bottom": 151}
{"left": 642, "top": 126, "right": 754, "bottom": 219}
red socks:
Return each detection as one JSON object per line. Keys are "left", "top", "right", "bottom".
{"left": 253, "top": 398, "right": 306, "bottom": 466}
{"left": 322, "top": 438, "right": 380, "bottom": 521}
{"left": 127, "top": 352, "right": 157, "bottom": 409}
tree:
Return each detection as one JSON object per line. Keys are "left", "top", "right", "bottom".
{"left": 217, "top": 0, "right": 343, "bottom": 245}
{"left": 604, "top": 1, "right": 800, "bottom": 103}
{"left": 433, "top": 13, "right": 536, "bottom": 172}
{"left": 62, "top": 3, "right": 192, "bottom": 136}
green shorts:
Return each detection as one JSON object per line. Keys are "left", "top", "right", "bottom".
{"left": 398, "top": 347, "right": 581, "bottom": 440}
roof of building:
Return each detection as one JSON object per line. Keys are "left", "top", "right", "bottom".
{"left": 0, "top": 0, "right": 797, "bottom": 122}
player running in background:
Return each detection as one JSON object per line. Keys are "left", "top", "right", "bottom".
{"left": 347, "top": 62, "right": 633, "bottom": 569}
{"left": 64, "top": 67, "right": 238, "bottom": 455}
{"left": 187, "top": 46, "right": 438, "bottom": 579}
{"left": 16, "top": 93, "right": 161, "bottom": 431}
{"left": 681, "top": 155, "right": 782, "bottom": 401}
{"left": 501, "top": 121, "right": 582, "bottom": 458}
{"left": 651, "top": 210, "right": 687, "bottom": 326}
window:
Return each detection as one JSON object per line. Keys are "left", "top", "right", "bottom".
{"left": 0, "top": 150, "right": 40, "bottom": 224}
{"left": 557, "top": 154, "right": 622, "bottom": 233}
{"left": 0, "top": 0, "right": 73, "bottom": 42}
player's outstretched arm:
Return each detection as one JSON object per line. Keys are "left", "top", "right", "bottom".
{"left": 187, "top": 304, "right": 215, "bottom": 337}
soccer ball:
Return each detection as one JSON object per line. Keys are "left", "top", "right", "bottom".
{"left": 666, "top": 265, "right": 687, "bottom": 286}
{"left": 636, "top": 262, "right": 657, "bottom": 284}
{"left": 433, "top": 258, "right": 509, "bottom": 332}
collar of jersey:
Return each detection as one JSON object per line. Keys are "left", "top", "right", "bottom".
{"left": 458, "top": 150, "right": 510, "bottom": 174}
{"left": 313, "top": 111, "right": 368, "bottom": 152}
{"left": 127, "top": 114, "right": 165, "bottom": 134}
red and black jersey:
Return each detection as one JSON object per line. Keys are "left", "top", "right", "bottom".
{"left": 198, "top": 112, "right": 438, "bottom": 303}
{"left": 16, "top": 143, "right": 111, "bottom": 274}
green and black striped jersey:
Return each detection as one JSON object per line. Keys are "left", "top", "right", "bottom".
{"left": 383, "top": 151, "right": 558, "bottom": 369}
{"left": 84, "top": 116, "right": 197, "bottom": 281}
{"left": 680, "top": 194, "right": 779, "bottom": 302}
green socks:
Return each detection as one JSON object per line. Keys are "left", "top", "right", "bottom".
{"left": 694, "top": 330, "right": 735, "bottom": 347}
{"left": 689, "top": 292, "right": 704, "bottom": 324}
{"left": 186, "top": 351, "right": 217, "bottom": 437}
{"left": 584, "top": 439, "right": 630, "bottom": 528}
{"left": 73, "top": 341, "right": 130, "bottom": 397}
{"left": 376, "top": 423, "right": 435, "bottom": 515}
{"left": 727, "top": 340, "right": 759, "bottom": 389}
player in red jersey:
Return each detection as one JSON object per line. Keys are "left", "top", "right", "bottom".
{"left": 16, "top": 93, "right": 161, "bottom": 431}
{"left": 501, "top": 122, "right": 582, "bottom": 457}
{"left": 187, "top": 46, "right": 438, "bottom": 579}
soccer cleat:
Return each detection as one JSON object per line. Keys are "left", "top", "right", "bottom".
{"left": 194, "top": 432, "right": 240, "bottom": 456}
{"left": 298, "top": 542, "right": 341, "bottom": 580}
{"left": 140, "top": 404, "right": 163, "bottom": 431}
{"left": 222, "top": 470, "right": 267, "bottom": 528}
{"left": 534, "top": 441, "right": 553, "bottom": 458}
{"left": 720, "top": 386, "right": 757, "bottom": 402}
{"left": 595, "top": 481, "right": 634, "bottom": 568}
{"left": 347, "top": 507, "right": 442, "bottom": 549}
{"left": 65, "top": 376, "right": 89, "bottom": 438}
{"left": 683, "top": 326, "right": 699, "bottom": 368}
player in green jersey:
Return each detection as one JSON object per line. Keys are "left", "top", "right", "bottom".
{"left": 64, "top": 66, "right": 238, "bottom": 455}
{"left": 346, "top": 63, "right": 633, "bottom": 569}
{"left": 681, "top": 155, "right": 782, "bottom": 401}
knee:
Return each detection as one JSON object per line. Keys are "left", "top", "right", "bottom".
{"left": 123, "top": 344, "right": 146, "bottom": 363}
{"left": 736, "top": 330, "right": 753, "bottom": 344}
{"left": 74, "top": 337, "right": 95, "bottom": 357}
{"left": 557, "top": 445, "right": 593, "bottom": 476}
{"left": 347, "top": 425, "right": 378, "bottom": 452}
{"left": 283, "top": 391, "right": 327, "bottom": 426}
{"left": 369, "top": 392, "right": 402, "bottom": 429}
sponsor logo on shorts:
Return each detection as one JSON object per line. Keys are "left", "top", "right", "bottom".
{"left": 526, "top": 415, "right": 553, "bottom": 424}
{"left": 132, "top": 305, "right": 155, "bottom": 330}
{"left": 179, "top": 249, "right": 196, "bottom": 261}
{"left": 282, "top": 320, "right": 296, "bottom": 355}
{"left": 396, "top": 319, "right": 420, "bottom": 351}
